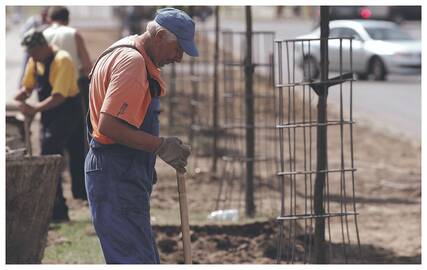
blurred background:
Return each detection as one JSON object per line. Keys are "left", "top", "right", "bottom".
{"left": 5, "top": 5, "right": 421, "bottom": 264}
{"left": 6, "top": 5, "right": 421, "bottom": 142}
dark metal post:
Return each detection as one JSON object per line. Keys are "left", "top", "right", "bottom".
{"left": 245, "top": 6, "right": 256, "bottom": 217}
{"left": 212, "top": 6, "right": 220, "bottom": 175}
{"left": 313, "top": 6, "right": 330, "bottom": 264}
{"left": 169, "top": 63, "right": 176, "bottom": 128}
{"left": 188, "top": 56, "right": 197, "bottom": 144}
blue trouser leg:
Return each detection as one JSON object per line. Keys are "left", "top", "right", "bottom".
{"left": 85, "top": 145, "right": 159, "bottom": 264}
{"left": 85, "top": 97, "right": 160, "bottom": 264}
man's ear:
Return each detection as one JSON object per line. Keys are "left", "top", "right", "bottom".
{"left": 155, "top": 29, "right": 167, "bottom": 41}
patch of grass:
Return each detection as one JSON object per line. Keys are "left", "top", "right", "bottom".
{"left": 41, "top": 199, "right": 273, "bottom": 263}
{"left": 42, "top": 213, "right": 104, "bottom": 264}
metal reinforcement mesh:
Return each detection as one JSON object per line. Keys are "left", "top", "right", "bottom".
{"left": 213, "top": 31, "right": 280, "bottom": 216}
{"left": 274, "top": 37, "right": 362, "bottom": 263}
{"left": 162, "top": 28, "right": 281, "bottom": 217}
{"left": 160, "top": 22, "right": 216, "bottom": 172}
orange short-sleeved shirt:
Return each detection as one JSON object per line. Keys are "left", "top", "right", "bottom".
{"left": 89, "top": 35, "right": 166, "bottom": 144}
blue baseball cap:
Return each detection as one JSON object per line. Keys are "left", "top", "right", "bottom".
{"left": 155, "top": 7, "right": 199, "bottom": 57}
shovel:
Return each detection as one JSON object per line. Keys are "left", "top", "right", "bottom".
{"left": 176, "top": 171, "right": 192, "bottom": 264}
{"left": 16, "top": 112, "right": 32, "bottom": 157}
{"left": 24, "top": 116, "right": 32, "bottom": 156}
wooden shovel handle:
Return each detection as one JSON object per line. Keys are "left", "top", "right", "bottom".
{"left": 176, "top": 171, "right": 192, "bottom": 264}
{"left": 24, "top": 117, "right": 32, "bottom": 156}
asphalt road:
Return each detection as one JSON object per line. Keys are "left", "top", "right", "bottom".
{"left": 204, "top": 17, "right": 421, "bottom": 143}
{"left": 5, "top": 17, "right": 421, "bottom": 143}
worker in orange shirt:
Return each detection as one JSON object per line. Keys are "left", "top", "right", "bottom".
{"left": 85, "top": 8, "right": 197, "bottom": 263}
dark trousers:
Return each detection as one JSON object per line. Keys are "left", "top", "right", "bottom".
{"left": 78, "top": 76, "right": 90, "bottom": 116}
{"left": 41, "top": 103, "right": 86, "bottom": 219}
{"left": 66, "top": 112, "right": 87, "bottom": 200}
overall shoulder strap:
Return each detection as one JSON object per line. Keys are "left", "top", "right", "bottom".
{"left": 88, "top": 44, "right": 160, "bottom": 97}
{"left": 88, "top": 44, "right": 140, "bottom": 81}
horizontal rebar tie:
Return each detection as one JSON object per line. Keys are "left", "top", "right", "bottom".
{"left": 276, "top": 120, "right": 355, "bottom": 129}
{"left": 221, "top": 124, "right": 276, "bottom": 129}
{"left": 223, "top": 62, "right": 273, "bottom": 67}
{"left": 174, "top": 76, "right": 200, "bottom": 82}
{"left": 222, "top": 156, "right": 276, "bottom": 162}
{"left": 275, "top": 78, "right": 355, "bottom": 88}
{"left": 224, "top": 30, "right": 275, "bottom": 35}
{"left": 189, "top": 125, "right": 215, "bottom": 132}
{"left": 223, "top": 93, "right": 275, "bottom": 99}
{"left": 277, "top": 168, "right": 356, "bottom": 176}
{"left": 276, "top": 211, "right": 358, "bottom": 221}
{"left": 274, "top": 36, "right": 355, "bottom": 43}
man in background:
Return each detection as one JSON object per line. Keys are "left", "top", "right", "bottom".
{"left": 43, "top": 6, "right": 91, "bottom": 200}
{"left": 19, "top": 6, "right": 50, "bottom": 86}
{"left": 15, "top": 30, "right": 83, "bottom": 222}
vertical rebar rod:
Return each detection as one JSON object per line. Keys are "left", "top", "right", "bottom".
{"left": 212, "top": 6, "right": 220, "bottom": 175}
{"left": 215, "top": 31, "right": 230, "bottom": 211}
{"left": 285, "top": 41, "right": 293, "bottom": 263}
{"left": 226, "top": 161, "right": 236, "bottom": 210}
{"left": 188, "top": 57, "right": 197, "bottom": 145}
{"left": 168, "top": 63, "right": 176, "bottom": 128}
{"left": 215, "top": 159, "right": 227, "bottom": 210}
{"left": 244, "top": 6, "right": 256, "bottom": 217}
{"left": 238, "top": 33, "right": 245, "bottom": 213}
{"left": 338, "top": 38, "right": 349, "bottom": 263}
{"left": 272, "top": 37, "right": 280, "bottom": 219}
{"left": 291, "top": 41, "right": 297, "bottom": 264}
{"left": 301, "top": 40, "right": 309, "bottom": 264}
{"left": 308, "top": 40, "right": 313, "bottom": 263}
{"left": 313, "top": 6, "right": 329, "bottom": 264}
{"left": 349, "top": 38, "right": 363, "bottom": 261}
{"left": 276, "top": 41, "right": 285, "bottom": 264}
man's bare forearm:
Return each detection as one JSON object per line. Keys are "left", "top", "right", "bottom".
{"left": 98, "top": 112, "right": 162, "bottom": 152}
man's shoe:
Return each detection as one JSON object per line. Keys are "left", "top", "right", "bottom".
{"left": 51, "top": 211, "right": 70, "bottom": 223}
{"left": 72, "top": 191, "right": 88, "bottom": 201}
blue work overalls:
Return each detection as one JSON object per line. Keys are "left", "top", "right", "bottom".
{"left": 35, "top": 51, "right": 85, "bottom": 220}
{"left": 85, "top": 44, "right": 161, "bottom": 264}
{"left": 85, "top": 98, "right": 160, "bottom": 264}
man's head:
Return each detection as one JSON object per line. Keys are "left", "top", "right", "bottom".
{"left": 40, "top": 6, "right": 49, "bottom": 24}
{"left": 21, "top": 29, "right": 52, "bottom": 62}
{"left": 145, "top": 21, "right": 183, "bottom": 67}
{"left": 144, "top": 8, "right": 198, "bottom": 68}
{"left": 48, "top": 6, "right": 69, "bottom": 25}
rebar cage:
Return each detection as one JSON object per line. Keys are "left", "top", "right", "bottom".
{"left": 161, "top": 22, "right": 217, "bottom": 168}
{"left": 274, "top": 37, "right": 362, "bottom": 263}
{"left": 161, "top": 19, "right": 362, "bottom": 264}
{"left": 162, "top": 28, "right": 281, "bottom": 217}
{"left": 214, "top": 30, "right": 280, "bottom": 216}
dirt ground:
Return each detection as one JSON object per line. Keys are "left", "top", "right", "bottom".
{"left": 54, "top": 117, "right": 421, "bottom": 264}
{"left": 148, "top": 121, "right": 421, "bottom": 264}
{"left": 8, "top": 26, "right": 420, "bottom": 264}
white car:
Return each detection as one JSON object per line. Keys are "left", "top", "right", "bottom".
{"left": 297, "top": 20, "right": 421, "bottom": 81}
